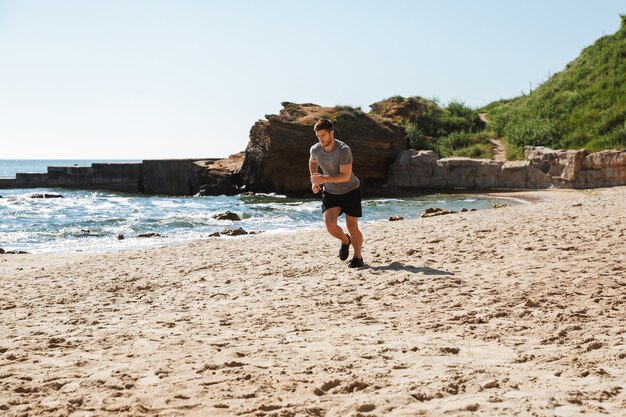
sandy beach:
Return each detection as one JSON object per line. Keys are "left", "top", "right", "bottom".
{"left": 1, "top": 187, "right": 625, "bottom": 417}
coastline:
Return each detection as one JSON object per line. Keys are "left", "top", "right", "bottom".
{"left": 1, "top": 186, "right": 625, "bottom": 416}
{"left": 0, "top": 189, "right": 536, "bottom": 255}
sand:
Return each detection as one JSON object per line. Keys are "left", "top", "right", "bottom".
{"left": 1, "top": 187, "right": 625, "bottom": 417}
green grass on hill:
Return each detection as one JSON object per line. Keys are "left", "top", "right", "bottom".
{"left": 369, "top": 96, "right": 493, "bottom": 159}
{"left": 485, "top": 15, "right": 626, "bottom": 156}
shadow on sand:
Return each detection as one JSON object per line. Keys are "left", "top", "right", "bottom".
{"left": 365, "top": 261, "right": 452, "bottom": 276}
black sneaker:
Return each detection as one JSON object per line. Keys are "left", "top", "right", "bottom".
{"left": 339, "top": 234, "right": 351, "bottom": 261}
{"left": 348, "top": 256, "right": 364, "bottom": 268}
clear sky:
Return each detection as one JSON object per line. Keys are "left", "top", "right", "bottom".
{"left": 0, "top": 1, "right": 623, "bottom": 159}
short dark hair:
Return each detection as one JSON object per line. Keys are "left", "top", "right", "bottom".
{"left": 314, "top": 118, "right": 334, "bottom": 132}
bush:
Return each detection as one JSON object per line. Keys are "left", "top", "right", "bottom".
{"left": 405, "top": 122, "right": 432, "bottom": 150}
{"left": 454, "top": 143, "right": 493, "bottom": 159}
{"left": 435, "top": 131, "right": 493, "bottom": 158}
{"left": 505, "top": 117, "right": 562, "bottom": 149}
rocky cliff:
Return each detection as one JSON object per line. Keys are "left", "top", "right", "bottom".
{"left": 239, "top": 102, "right": 408, "bottom": 195}
{"left": 387, "top": 146, "right": 626, "bottom": 189}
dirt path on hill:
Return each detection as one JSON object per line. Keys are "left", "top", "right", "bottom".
{"left": 479, "top": 113, "right": 507, "bottom": 162}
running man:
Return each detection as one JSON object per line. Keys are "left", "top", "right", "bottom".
{"left": 309, "top": 118, "right": 364, "bottom": 268}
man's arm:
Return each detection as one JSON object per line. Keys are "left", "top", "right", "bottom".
{"left": 311, "top": 163, "right": 352, "bottom": 186}
{"left": 309, "top": 158, "right": 318, "bottom": 176}
{"left": 309, "top": 158, "right": 321, "bottom": 193}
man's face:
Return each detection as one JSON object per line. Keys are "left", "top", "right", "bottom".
{"left": 315, "top": 129, "right": 334, "bottom": 147}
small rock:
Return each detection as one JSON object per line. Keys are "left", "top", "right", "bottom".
{"left": 258, "top": 404, "right": 281, "bottom": 412}
{"left": 0, "top": 248, "right": 4, "bottom": 254}
{"left": 421, "top": 207, "right": 457, "bottom": 218}
{"left": 440, "top": 347, "right": 460, "bottom": 355}
{"left": 221, "top": 227, "right": 248, "bottom": 237}
{"left": 461, "top": 208, "right": 468, "bottom": 212}
{"left": 586, "top": 341, "right": 603, "bottom": 352}
{"left": 572, "top": 203, "right": 582, "bottom": 207}
{"left": 480, "top": 379, "right": 499, "bottom": 389}
{"left": 208, "top": 232, "right": 221, "bottom": 237}
{"left": 356, "top": 404, "right": 376, "bottom": 412}
{"left": 116, "top": 234, "right": 125, "bottom": 240}
{"left": 31, "top": 193, "right": 64, "bottom": 199}
{"left": 465, "top": 404, "right": 480, "bottom": 411}
{"left": 492, "top": 204, "right": 508, "bottom": 209}
{"left": 524, "top": 299, "right": 541, "bottom": 308}
{"left": 213, "top": 211, "right": 241, "bottom": 221}
{"left": 389, "top": 215, "right": 404, "bottom": 221}
{"left": 137, "top": 233, "right": 165, "bottom": 238}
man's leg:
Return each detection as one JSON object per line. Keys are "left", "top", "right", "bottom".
{"left": 323, "top": 207, "right": 350, "bottom": 244}
{"left": 346, "top": 215, "right": 362, "bottom": 259}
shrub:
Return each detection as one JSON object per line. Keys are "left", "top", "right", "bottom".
{"left": 405, "top": 122, "right": 432, "bottom": 150}
{"left": 505, "top": 117, "right": 562, "bottom": 149}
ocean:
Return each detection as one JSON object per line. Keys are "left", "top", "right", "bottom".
{"left": 0, "top": 160, "right": 519, "bottom": 253}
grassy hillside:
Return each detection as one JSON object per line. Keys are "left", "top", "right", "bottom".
{"left": 486, "top": 15, "right": 626, "bottom": 158}
{"left": 369, "top": 96, "right": 491, "bottom": 158}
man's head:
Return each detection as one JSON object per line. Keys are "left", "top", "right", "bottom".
{"left": 314, "top": 118, "right": 334, "bottom": 147}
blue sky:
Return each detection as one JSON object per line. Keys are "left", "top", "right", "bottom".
{"left": 0, "top": 1, "right": 623, "bottom": 159}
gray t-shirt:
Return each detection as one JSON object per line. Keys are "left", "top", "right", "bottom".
{"left": 310, "top": 139, "right": 360, "bottom": 195}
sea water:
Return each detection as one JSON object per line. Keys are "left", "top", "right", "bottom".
{"left": 0, "top": 160, "right": 518, "bottom": 253}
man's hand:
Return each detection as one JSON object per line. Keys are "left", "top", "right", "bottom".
{"left": 312, "top": 184, "right": 320, "bottom": 194}
{"left": 311, "top": 173, "right": 326, "bottom": 187}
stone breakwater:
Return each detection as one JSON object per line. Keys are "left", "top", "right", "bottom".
{"left": 387, "top": 146, "right": 626, "bottom": 190}
{"left": 2, "top": 146, "right": 624, "bottom": 196}
{"left": 0, "top": 159, "right": 223, "bottom": 195}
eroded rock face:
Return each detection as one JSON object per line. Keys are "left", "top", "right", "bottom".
{"left": 387, "top": 150, "right": 438, "bottom": 188}
{"left": 525, "top": 146, "right": 587, "bottom": 187}
{"left": 388, "top": 151, "right": 504, "bottom": 189}
{"left": 577, "top": 149, "right": 626, "bottom": 188}
{"left": 432, "top": 158, "right": 503, "bottom": 189}
{"left": 196, "top": 152, "right": 244, "bottom": 196}
{"left": 240, "top": 102, "right": 408, "bottom": 195}
{"left": 387, "top": 147, "right": 626, "bottom": 189}
{"left": 525, "top": 147, "right": 626, "bottom": 188}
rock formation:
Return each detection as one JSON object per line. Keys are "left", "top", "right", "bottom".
{"left": 387, "top": 146, "right": 626, "bottom": 190}
{"left": 525, "top": 147, "right": 626, "bottom": 189}
{"left": 196, "top": 152, "right": 244, "bottom": 196}
{"left": 239, "top": 102, "right": 408, "bottom": 195}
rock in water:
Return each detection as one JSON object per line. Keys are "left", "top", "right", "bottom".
{"left": 31, "top": 193, "right": 64, "bottom": 199}
{"left": 213, "top": 211, "right": 241, "bottom": 221}
{"left": 221, "top": 227, "right": 248, "bottom": 237}
{"left": 137, "top": 233, "right": 165, "bottom": 238}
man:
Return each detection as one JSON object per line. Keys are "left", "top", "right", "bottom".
{"left": 309, "top": 118, "right": 364, "bottom": 268}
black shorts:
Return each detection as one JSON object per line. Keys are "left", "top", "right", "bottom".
{"left": 321, "top": 187, "right": 362, "bottom": 218}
